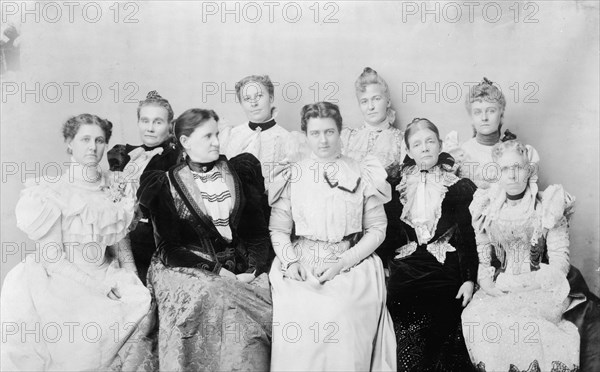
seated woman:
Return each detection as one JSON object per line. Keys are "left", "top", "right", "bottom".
{"left": 268, "top": 102, "right": 396, "bottom": 371}
{"left": 386, "top": 118, "right": 478, "bottom": 371}
{"left": 1, "top": 114, "right": 151, "bottom": 371}
{"left": 107, "top": 90, "right": 181, "bottom": 284}
{"left": 138, "top": 108, "right": 272, "bottom": 371}
{"left": 341, "top": 67, "right": 406, "bottom": 264}
{"left": 462, "top": 140, "right": 580, "bottom": 372}
{"left": 220, "top": 74, "right": 294, "bottom": 187}
{"left": 445, "top": 77, "right": 538, "bottom": 189}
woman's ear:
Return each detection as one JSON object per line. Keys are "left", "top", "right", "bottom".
{"left": 179, "top": 135, "right": 189, "bottom": 150}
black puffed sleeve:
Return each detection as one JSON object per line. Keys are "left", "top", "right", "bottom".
{"left": 229, "top": 153, "right": 271, "bottom": 275}
{"left": 447, "top": 178, "right": 478, "bottom": 283}
{"left": 107, "top": 144, "right": 138, "bottom": 172}
{"left": 138, "top": 169, "right": 220, "bottom": 272}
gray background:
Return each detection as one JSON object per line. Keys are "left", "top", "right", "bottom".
{"left": 1, "top": 1, "right": 599, "bottom": 294}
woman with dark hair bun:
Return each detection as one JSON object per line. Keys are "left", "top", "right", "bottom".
{"left": 1, "top": 114, "right": 151, "bottom": 371}
{"left": 268, "top": 101, "right": 396, "bottom": 371}
{"left": 136, "top": 108, "right": 272, "bottom": 371}
{"left": 386, "top": 118, "right": 478, "bottom": 371}
{"left": 107, "top": 90, "right": 182, "bottom": 284}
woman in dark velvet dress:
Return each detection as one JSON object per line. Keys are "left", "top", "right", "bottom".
{"left": 384, "top": 118, "right": 478, "bottom": 372}
{"left": 136, "top": 108, "right": 272, "bottom": 371}
{"left": 107, "top": 90, "right": 181, "bottom": 284}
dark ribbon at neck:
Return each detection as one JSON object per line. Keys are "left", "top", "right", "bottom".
{"left": 401, "top": 152, "right": 455, "bottom": 173}
{"left": 141, "top": 137, "right": 175, "bottom": 152}
{"left": 248, "top": 118, "right": 276, "bottom": 131}
{"left": 186, "top": 157, "right": 216, "bottom": 173}
{"left": 420, "top": 169, "right": 429, "bottom": 174}
{"left": 506, "top": 188, "right": 527, "bottom": 201}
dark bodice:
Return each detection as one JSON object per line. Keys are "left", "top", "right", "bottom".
{"left": 386, "top": 178, "right": 478, "bottom": 298}
{"left": 138, "top": 154, "right": 271, "bottom": 275}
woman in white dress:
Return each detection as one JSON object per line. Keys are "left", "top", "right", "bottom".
{"left": 220, "top": 74, "right": 294, "bottom": 186}
{"left": 445, "top": 77, "right": 538, "bottom": 189}
{"left": 462, "top": 140, "right": 580, "bottom": 372}
{"left": 268, "top": 101, "right": 396, "bottom": 371}
{"left": 0, "top": 114, "right": 151, "bottom": 371}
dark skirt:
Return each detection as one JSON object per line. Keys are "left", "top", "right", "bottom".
{"left": 388, "top": 249, "right": 474, "bottom": 372}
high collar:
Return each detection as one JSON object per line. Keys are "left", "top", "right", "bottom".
{"left": 248, "top": 118, "right": 277, "bottom": 132}
{"left": 186, "top": 156, "right": 217, "bottom": 173}
{"left": 475, "top": 130, "right": 501, "bottom": 146}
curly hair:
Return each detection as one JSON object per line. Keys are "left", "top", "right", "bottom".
{"left": 465, "top": 77, "right": 506, "bottom": 113}
{"left": 300, "top": 102, "right": 343, "bottom": 133}
{"left": 235, "top": 75, "right": 275, "bottom": 101}
{"left": 491, "top": 139, "right": 530, "bottom": 163}
{"left": 62, "top": 114, "right": 113, "bottom": 145}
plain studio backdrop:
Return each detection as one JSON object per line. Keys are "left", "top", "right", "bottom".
{"left": 1, "top": 1, "right": 599, "bottom": 294}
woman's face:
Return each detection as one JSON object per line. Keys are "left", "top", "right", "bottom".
{"left": 406, "top": 127, "right": 441, "bottom": 171}
{"left": 470, "top": 100, "right": 502, "bottom": 136}
{"left": 497, "top": 150, "right": 530, "bottom": 196}
{"left": 180, "top": 118, "right": 220, "bottom": 163}
{"left": 305, "top": 117, "right": 340, "bottom": 160}
{"left": 239, "top": 81, "right": 273, "bottom": 123}
{"left": 68, "top": 124, "right": 107, "bottom": 166}
{"left": 138, "top": 104, "right": 170, "bottom": 147}
{"left": 358, "top": 84, "right": 390, "bottom": 126}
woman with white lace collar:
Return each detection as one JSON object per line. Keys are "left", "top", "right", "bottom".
{"left": 386, "top": 118, "right": 478, "bottom": 371}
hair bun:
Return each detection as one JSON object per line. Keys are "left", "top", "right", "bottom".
{"left": 146, "top": 90, "right": 163, "bottom": 100}
{"left": 482, "top": 77, "right": 494, "bottom": 85}
{"left": 363, "top": 67, "right": 376, "bottom": 74}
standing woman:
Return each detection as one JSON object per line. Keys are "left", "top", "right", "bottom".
{"left": 341, "top": 67, "right": 405, "bottom": 180}
{"left": 137, "top": 108, "right": 272, "bottom": 371}
{"left": 220, "top": 75, "right": 293, "bottom": 186}
{"left": 446, "top": 78, "right": 538, "bottom": 189}
{"left": 462, "top": 140, "right": 580, "bottom": 372}
{"left": 341, "top": 67, "right": 405, "bottom": 263}
{"left": 387, "top": 118, "right": 478, "bottom": 371}
{"left": 1, "top": 114, "right": 151, "bottom": 371}
{"left": 268, "top": 102, "right": 396, "bottom": 371}
{"left": 107, "top": 90, "right": 181, "bottom": 284}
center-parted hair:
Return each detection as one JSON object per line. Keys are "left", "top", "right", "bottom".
{"left": 172, "top": 108, "right": 220, "bottom": 149}
{"left": 137, "top": 90, "right": 175, "bottom": 123}
{"left": 235, "top": 75, "right": 275, "bottom": 101}
{"left": 403, "top": 118, "right": 441, "bottom": 149}
{"left": 62, "top": 114, "right": 113, "bottom": 144}
{"left": 300, "top": 102, "right": 343, "bottom": 133}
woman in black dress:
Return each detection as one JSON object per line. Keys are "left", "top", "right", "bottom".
{"left": 385, "top": 118, "right": 478, "bottom": 371}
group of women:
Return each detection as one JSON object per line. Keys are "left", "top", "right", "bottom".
{"left": 1, "top": 68, "right": 598, "bottom": 372}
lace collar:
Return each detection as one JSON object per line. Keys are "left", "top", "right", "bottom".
{"left": 397, "top": 165, "right": 459, "bottom": 244}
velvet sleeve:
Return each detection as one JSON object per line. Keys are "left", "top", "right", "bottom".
{"left": 138, "top": 169, "right": 221, "bottom": 273}
{"left": 229, "top": 153, "right": 271, "bottom": 275}
{"left": 449, "top": 178, "right": 478, "bottom": 283}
